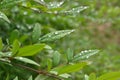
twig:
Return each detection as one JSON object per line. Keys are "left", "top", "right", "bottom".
{"left": 11, "top": 62, "right": 63, "bottom": 80}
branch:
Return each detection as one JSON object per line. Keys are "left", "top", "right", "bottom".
{"left": 11, "top": 62, "right": 63, "bottom": 80}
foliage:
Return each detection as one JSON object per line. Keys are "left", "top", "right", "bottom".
{"left": 0, "top": 0, "right": 120, "bottom": 80}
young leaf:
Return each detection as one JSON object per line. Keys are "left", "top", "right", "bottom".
{"left": 39, "top": 30, "right": 75, "bottom": 42}
{"left": 66, "top": 48, "right": 74, "bottom": 62}
{"left": 53, "top": 51, "right": 61, "bottom": 66}
{"left": 51, "top": 62, "right": 87, "bottom": 74}
{"left": 13, "top": 76, "right": 18, "bottom": 80}
{"left": 15, "top": 57, "right": 40, "bottom": 66}
{"left": 12, "top": 40, "right": 20, "bottom": 56}
{"left": 73, "top": 50, "right": 99, "bottom": 61}
{"left": 0, "top": 38, "right": 3, "bottom": 51}
{"left": 16, "top": 44, "right": 45, "bottom": 56}
{"left": 28, "top": 76, "right": 33, "bottom": 80}
{"left": 32, "top": 23, "right": 41, "bottom": 42}
{"left": 0, "top": 11, "right": 10, "bottom": 23}
{"left": 97, "top": 71, "right": 120, "bottom": 80}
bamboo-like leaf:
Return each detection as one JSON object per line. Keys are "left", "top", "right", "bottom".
{"left": 60, "top": 6, "right": 88, "bottom": 15}
{"left": 12, "top": 40, "right": 20, "bottom": 56}
{"left": 16, "top": 44, "right": 45, "bottom": 56}
{"left": 32, "top": 23, "right": 41, "bottom": 42}
{"left": 10, "top": 29, "right": 19, "bottom": 44}
{"left": 53, "top": 51, "right": 61, "bottom": 66}
{"left": 66, "top": 48, "right": 74, "bottom": 62}
{"left": 0, "top": 38, "right": 3, "bottom": 51}
{"left": 73, "top": 50, "right": 99, "bottom": 61}
{"left": 47, "top": 1, "right": 64, "bottom": 9}
{"left": 15, "top": 57, "right": 40, "bottom": 66}
{"left": 47, "top": 58, "right": 52, "bottom": 71}
{"left": 0, "top": 11, "right": 10, "bottom": 23}
{"left": 39, "top": 30, "right": 74, "bottom": 42}
{"left": 97, "top": 71, "right": 120, "bottom": 80}
{"left": 51, "top": 62, "right": 87, "bottom": 74}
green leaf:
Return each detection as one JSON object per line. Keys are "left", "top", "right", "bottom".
{"left": 89, "top": 73, "right": 96, "bottom": 80}
{"left": 10, "top": 29, "right": 19, "bottom": 44}
{"left": 0, "top": 38, "right": 3, "bottom": 51}
{"left": 47, "top": 58, "right": 52, "bottom": 71}
{"left": 73, "top": 50, "right": 99, "bottom": 61}
{"left": 16, "top": 44, "right": 45, "bottom": 56}
{"left": 28, "top": 76, "right": 33, "bottom": 80}
{"left": 13, "top": 76, "right": 18, "bottom": 80}
{"left": 84, "top": 74, "right": 89, "bottom": 80}
{"left": 53, "top": 51, "right": 61, "bottom": 66}
{"left": 47, "top": 1, "right": 64, "bottom": 9}
{"left": 32, "top": 23, "right": 41, "bottom": 42}
{"left": 66, "top": 48, "right": 74, "bottom": 62}
{"left": 39, "top": 30, "right": 75, "bottom": 42}
{"left": 35, "top": 74, "right": 48, "bottom": 80}
{"left": 0, "top": 52, "right": 12, "bottom": 58}
{"left": 60, "top": 6, "right": 88, "bottom": 15}
{"left": 0, "top": 0, "right": 24, "bottom": 9}
{"left": 97, "top": 71, "right": 120, "bottom": 80}
{"left": 5, "top": 73, "right": 9, "bottom": 80}
{"left": 51, "top": 62, "right": 87, "bottom": 74}
{"left": 12, "top": 40, "right": 20, "bottom": 56}
{"left": 15, "top": 57, "right": 40, "bottom": 66}
{"left": 0, "top": 11, "right": 10, "bottom": 23}
{"left": 59, "top": 73, "right": 71, "bottom": 78}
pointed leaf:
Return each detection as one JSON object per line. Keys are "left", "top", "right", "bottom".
{"left": 66, "top": 48, "right": 74, "bottom": 62}
{"left": 47, "top": 58, "right": 52, "bottom": 71}
{"left": 10, "top": 29, "right": 19, "bottom": 44}
{"left": 47, "top": 1, "right": 64, "bottom": 9}
{"left": 39, "top": 30, "right": 74, "bottom": 42}
{"left": 73, "top": 50, "right": 99, "bottom": 61}
{"left": 0, "top": 11, "right": 10, "bottom": 23}
{"left": 97, "top": 71, "right": 120, "bottom": 80}
{"left": 12, "top": 40, "right": 20, "bottom": 56}
{"left": 16, "top": 44, "right": 45, "bottom": 56}
{"left": 53, "top": 51, "right": 61, "bottom": 66}
{"left": 0, "top": 38, "right": 3, "bottom": 51}
{"left": 32, "top": 23, "right": 41, "bottom": 42}
{"left": 60, "top": 6, "right": 88, "bottom": 15}
{"left": 51, "top": 62, "right": 87, "bottom": 74}
{"left": 15, "top": 57, "right": 40, "bottom": 66}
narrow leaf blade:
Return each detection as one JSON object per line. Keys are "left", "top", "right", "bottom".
{"left": 0, "top": 11, "right": 10, "bottom": 23}
{"left": 39, "top": 30, "right": 74, "bottom": 42}
{"left": 17, "top": 44, "right": 45, "bottom": 56}
{"left": 97, "top": 71, "right": 120, "bottom": 80}
{"left": 15, "top": 57, "right": 40, "bottom": 66}
{"left": 51, "top": 62, "right": 87, "bottom": 74}
{"left": 73, "top": 50, "right": 99, "bottom": 61}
